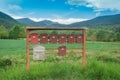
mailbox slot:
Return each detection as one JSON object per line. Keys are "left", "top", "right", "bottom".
{"left": 40, "top": 33, "right": 48, "bottom": 44}
{"left": 58, "top": 46, "right": 66, "bottom": 56}
{"left": 59, "top": 34, "right": 66, "bottom": 44}
{"left": 68, "top": 34, "right": 75, "bottom": 44}
{"left": 50, "top": 34, "right": 58, "bottom": 44}
{"left": 29, "top": 33, "right": 38, "bottom": 44}
{"left": 76, "top": 34, "right": 83, "bottom": 43}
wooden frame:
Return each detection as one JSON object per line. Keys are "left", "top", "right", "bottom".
{"left": 26, "top": 27, "right": 87, "bottom": 71}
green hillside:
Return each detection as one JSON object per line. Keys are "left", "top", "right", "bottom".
{"left": 69, "top": 14, "right": 120, "bottom": 27}
{"left": 0, "top": 11, "right": 20, "bottom": 28}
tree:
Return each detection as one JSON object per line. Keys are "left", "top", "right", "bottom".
{"left": 0, "top": 25, "right": 9, "bottom": 39}
{"left": 96, "top": 30, "right": 110, "bottom": 41}
{"left": 9, "top": 25, "right": 25, "bottom": 39}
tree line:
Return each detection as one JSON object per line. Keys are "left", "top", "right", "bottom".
{"left": 87, "top": 25, "right": 120, "bottom": 42}
{"left": 0, "top": 25, "right": 25, "bottom": 39}
{"left": 0, "top": 25, "right": 120, "bottom": 41}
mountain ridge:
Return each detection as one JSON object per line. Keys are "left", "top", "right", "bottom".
{"left": 0, "top": 11, "right": 120, "bottom": 28}
{"left": 16, "top": 18, "right": 65, "bottom": 27}
{"left": 68, "top": 14, "right": 120, "bottom": 27}
{"left": 0, "top": 11, "right": 20, "bottom": 28}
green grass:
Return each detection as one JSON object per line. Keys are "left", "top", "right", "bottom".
{"left": 0, "top": 39, "right": 120, "bottom": 80}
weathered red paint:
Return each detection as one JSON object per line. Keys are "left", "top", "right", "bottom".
{"left": 40, "top": 33, "right": 48, "bottom": 44}
{"left": 68, "top": 34, "right": 75, "bottom": 44}
{"left": 59, "top": 34, "right": 66, "bottom": 44}
{"left": 58, "top": 46, "right": 66, "bottom": 56}
{"left": 76, "top": 34, "right": 83, "bottom": 43}
{"left": 49, "top": 34, "right": 58, "bottom": 44}
{"left": 29, "top": 33, "right": 38, "bottom": 44}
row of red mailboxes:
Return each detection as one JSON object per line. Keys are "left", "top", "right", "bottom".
{"left": 29, "top": 33, "right": 83, "bottom": 44}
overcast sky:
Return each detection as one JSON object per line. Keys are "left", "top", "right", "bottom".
{"left": 0, "top": 0, "right": 120, "bottom": 24}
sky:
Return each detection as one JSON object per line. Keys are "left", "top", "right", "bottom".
{"left": 0, "top": 0, "right": 120, "bottom": 24}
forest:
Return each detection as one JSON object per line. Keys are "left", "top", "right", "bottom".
{"left": 0, "top": 25, "right": 120, "bottom": 42}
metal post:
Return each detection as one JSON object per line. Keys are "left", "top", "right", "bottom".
{"left": 82, "top": 29, "right": 86, "bottom": 68}
{"left": 26, "top": 29, "right": 30, "bottom": 71}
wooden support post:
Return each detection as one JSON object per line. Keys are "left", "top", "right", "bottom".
{"left": 26, "top": 29, "right": 30, "bottom": 71}
{"left": 26, "top": 27, "right": 87, "bottom": 71}
{"left": 82, "top": 28, "right": 86, "bottom": 68}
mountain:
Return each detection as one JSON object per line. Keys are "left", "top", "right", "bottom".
{"left": 17, "top": 18, "right": 64, "bottom": 27}
{"left": 1, "top": 11, "right": 120, "bottom": 28}
{"left": 16, "top": 18, "right": 37, "bottom": 26}
{"left": 69, "top": 14, "right": 120, "bottom": 27}
{"left": 17, "top": 14, "right": 120, "bottom": 27}
{"left": 0, "top": 11, "right": 19, "bottom": 28}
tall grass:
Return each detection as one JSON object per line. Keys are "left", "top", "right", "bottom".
{"left": 0, "top": 39, "right": 120, "bottom": 80}
{"left": 0, "top": 59, "right": 120, "bottom": 80}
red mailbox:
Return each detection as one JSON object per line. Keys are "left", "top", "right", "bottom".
{"left": 58, "top": 46, "right": 66, "bottom": 56}
{"left": 29, "top": 33, "right": 38, "bottom": 44}
{"left": 76, "top": 34, "right": 83, "bottom": 43}
{"left": 68, "top": 34, "right": 75, "bottom": 44}
{"left": 50, "top": 34, "right": 58, "bottom": 44}
{"left": 40, "top": 33, "right": 48, "bottom": 44}
{"left": 59, "top": 34, "right": 66, "bottom": 44}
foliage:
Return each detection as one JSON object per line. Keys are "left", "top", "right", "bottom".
{"left": 87, "top": 25, "right": 120, "bottom": 41}
{"left": 0, "top": 25, "right": 9, "bottom": 39}
{"left": 0, "top": 58, "right": 12, "bottom": 68}
{"left": 9, "top": 25, "right": 25, "bottom": 39}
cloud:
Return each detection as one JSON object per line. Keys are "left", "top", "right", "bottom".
{"left": 29, "top": 18, "right": 88, "bottom": 24}
{"left": 11, "top": 15, "right": 24, "bottom": 19}
{"left": 12, "top": 15, "right": 87, "bottom": 24}
{"left": 8, "top": 4, "right": 22, "bottom": 10}
{"left": 67, "top": 0, "right": 120, "bottom": 11}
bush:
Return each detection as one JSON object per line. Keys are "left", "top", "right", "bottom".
{"left": 0, "top": 58, "right": 12, "bottom": 68}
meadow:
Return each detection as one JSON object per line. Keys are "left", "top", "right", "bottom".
{"left": 0, "top": 39, "right": 120, "bottom": 80}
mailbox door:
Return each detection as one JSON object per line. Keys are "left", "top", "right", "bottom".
{"left": 29, "top": 33, "right": 38, "bottom": 44}
{"left": 40, "top": 34, "right": 48, "bottom": 44}
{"left": 58, "top": 46, "right": 66, "bottom": 56}
{"left": 76, "top": 34, "right": 83, "bottom": 43}
{"left": 50, "top": 34, "right": 58, "bottom": 44}
{"left": 68, "top": 34, "right": 75, "bottom": 44}
{"left": 59, "top": 34, "right": 66, "bottom": 44}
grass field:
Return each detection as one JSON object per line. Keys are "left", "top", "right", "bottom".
{"left": 0, "top": 39, "right": 120, "bottom": 80}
